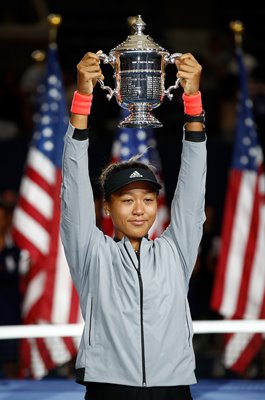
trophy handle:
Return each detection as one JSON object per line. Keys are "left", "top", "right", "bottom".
{"left": 97, "top": 52, "right": 116, "bottom": 100}
{"left": 98, "top": 52, "right": 116, "bottom": 65}
{"left": 164, "top": 52, "right": 182, "bottom": 64}
{"left": 97, "top": 79, "right": 117, "bottom": 100}
{"left": 164, "top": 78, "right": 181, "bottom": 100}
{"left": 164, "top": 52, "right": 182, "bottom": 100}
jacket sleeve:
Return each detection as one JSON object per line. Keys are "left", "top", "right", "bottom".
{"left": 60, "top": 123, "right": 101, "bottom": 291}
{"left": 164, "top": 129, "right": 207, "bottom": 284}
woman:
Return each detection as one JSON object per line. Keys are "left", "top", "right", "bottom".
{"left": 60, "top": 51, "right": 206, "bottom": 400}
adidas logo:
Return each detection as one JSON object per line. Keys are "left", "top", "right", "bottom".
{"left": 129, "top": 170, "right": 143, "bottom": 178}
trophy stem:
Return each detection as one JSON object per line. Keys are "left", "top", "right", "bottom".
{"left": 118, "top": 104, "right": 163, "bottom": 129}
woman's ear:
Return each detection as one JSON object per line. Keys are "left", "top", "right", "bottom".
{"left": 103, "top": 200, "right": 110, "bottom": 216}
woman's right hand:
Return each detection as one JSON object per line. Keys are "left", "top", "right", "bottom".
{"left": 76, "top": 51, "right": 104, "bottom": 95}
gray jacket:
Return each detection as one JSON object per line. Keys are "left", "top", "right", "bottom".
{"left": 60, "top": 123, "right": 207, "bottom": 387}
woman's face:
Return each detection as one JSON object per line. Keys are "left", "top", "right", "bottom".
{"left": 105, "top": 181, "right": 158, "bottom": 250}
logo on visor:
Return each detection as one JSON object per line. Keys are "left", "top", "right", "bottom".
{"left": 129, "top": 171, "right": 143, "bottom": 178}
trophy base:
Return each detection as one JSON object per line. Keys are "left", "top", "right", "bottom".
{"left": 118, "top": 108, "right": 163, "bottom": 129}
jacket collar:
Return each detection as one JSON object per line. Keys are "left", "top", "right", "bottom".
{"left": 118, "top": 235, "right": 151, "bottom": 260}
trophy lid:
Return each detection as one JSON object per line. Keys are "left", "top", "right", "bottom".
{"left": 110, "top": 15, "right": 167, "bottom": 53}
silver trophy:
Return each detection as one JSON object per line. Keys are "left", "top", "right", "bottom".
{"left": 98, "top": 15, "right": 182, "bottom": 128}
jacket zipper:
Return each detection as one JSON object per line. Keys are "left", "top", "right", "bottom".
{"left": 137, "top": 266, "right": 147, "bottom": 386}
{"left": 89, "top": 297, "right": 93, "bottom": 346}
{"left": 125, "top": 245, "right": 147, "bottom": 386}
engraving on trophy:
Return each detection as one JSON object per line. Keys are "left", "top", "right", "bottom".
{"left": 97, "top": 15, "right": 182, "bottom": 128}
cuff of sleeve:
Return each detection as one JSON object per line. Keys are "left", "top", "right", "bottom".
{"left": 72, "top": 127, "right": 90, "bottom": 141}
{"left": 183, "top": 125, "right": 206, "bottom": 142}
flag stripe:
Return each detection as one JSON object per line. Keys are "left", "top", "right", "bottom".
{"left": 29, "top": 339, "right": 47, "bottom": 379}
{"left": 21, "top": 271, "right": 46, "bottom": 318}
{"left": 224, "top": 332, "right": 262, "bottom": 371}
{"left": 20, "top": 175, "right": 54, "bottom": 219}
{"left": 51, "top": 236, "right": 73, "bottom": 323}
{"left": 25, "top": 163, "right": 55, "bottom": 197}
{"left": 13, "top": 207, "right": 50, "bottom": 254}
{"left": 211, "top": 170, "right": 241, "bottom": 311}
{"left": 236, "top": 177, "right": 264, "bottom": 318}
{"left": 44, "top": 336, "right": 71, "bottom": 365}
{"left": 17, "top": 196, "right": 51, "bottom": 232}
{"left": 41, "top": 172, "right": 63, "bottom": 322}
{"left": 221, "top": 171, "right": 257, "bottom": 317}
{"left": 36, "top": 338, "right": 56, "bottom": 372}
{"left": 12, "top": 228, "right": 45, "bottom": 263}
{"left": 245, "top": 201, "right": 265, "bottom": 317}
{"left": 27, "top": 147, "right": 56, "bottom": 185}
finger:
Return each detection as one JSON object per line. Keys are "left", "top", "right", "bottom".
{"left": 77, "top": 58, "right": 102, "bottom": 72}
{"left": 177, "top": 61, "right": 202, "bottom": 78}
{"left": 78, "top": 70, "right": 103, "bottom": 80}
{"left": 78, "top": 58, "right": 101, "bottom": 68}
{"left": 179, "top": 52, "right": 196, "bottom": 62}
{"left": 175, "top": 55, "right": 198, "bottom": 71}
{"left": 81, "top": 52, "right": 101, "bottom": 64}
{"left": 78, "top": 64, "right": 102, "bottom": 74}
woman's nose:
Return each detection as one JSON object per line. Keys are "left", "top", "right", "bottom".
{"left": 132, "top": 201, "right": 144, "bottom": 215}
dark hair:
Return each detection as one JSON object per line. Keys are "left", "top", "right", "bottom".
{"left": 99, "top": 154, "right": 160, "bottom": 200}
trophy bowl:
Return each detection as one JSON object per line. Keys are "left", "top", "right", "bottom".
{"left": 98, "top": 15, "right": 182, "bottom": 128}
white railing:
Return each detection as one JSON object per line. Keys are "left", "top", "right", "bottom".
{"left": 1, "top": 320, "right": 265, "bottom": 339}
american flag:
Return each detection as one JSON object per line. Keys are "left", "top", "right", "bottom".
{"left": 211, "top": 46, "right": 265, "bottom": 374}
{"left": 12, "top": 43, "right": 82, "bottom": 378}
{"left": 101, "top": 113, "right": 170, "bottom": 239}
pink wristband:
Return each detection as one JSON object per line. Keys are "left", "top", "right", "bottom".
{"left": 182, "top": 91, "right": 202, "bottom": 115}
{"left": 70, "top": 91, "right": 93, "bottom": 115}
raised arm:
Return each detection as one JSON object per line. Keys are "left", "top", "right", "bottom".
{"left": 60, "top": 51, "right": 104, "bottom": 286}
{"left": 165, "top": 53, "right": 207, "bottom": 283}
